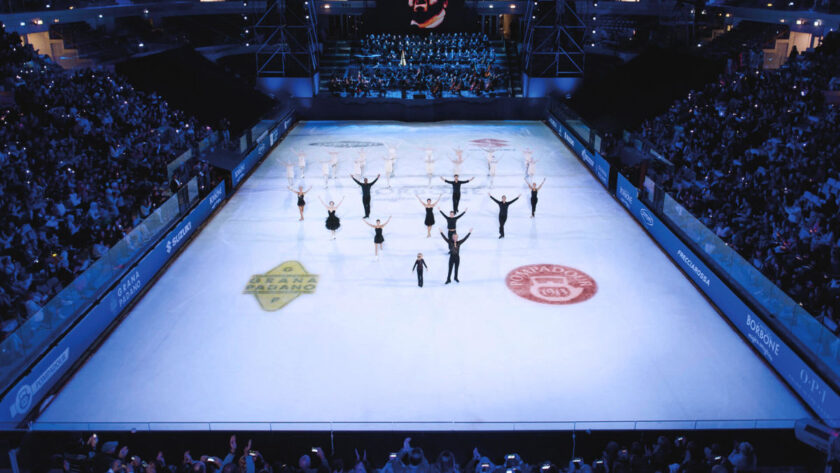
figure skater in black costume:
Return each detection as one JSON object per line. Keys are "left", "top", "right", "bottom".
{"left": 488, "top": 192, "right": 520, "bottom": 238}
{"left": 318, "top": 196, "right": 345, "bottom": 240}
{"left": 440, "top": 227, "right": 472, "bottom": 284}
{"left": 439, "top": 208, "right": 467, "bottom": 238}
{"left": 363, "top": 216, "right": 392, "bottom": 256}
{"left": 440, "top": 174, "right": 473, "bottom": 213}
{"left": 525, "top": 177, "right": 546, "bottom": 218}
{"left": 351, "top": 174, "right": 380, "bottom": 218}
{"left": 416, "top": 193, "right": 442, "bottom": 237}
{"left": 288, "top": 185, "right": 312, "bottom": 221}
{"left": 412, "top": 253, "right": 428, "bottom": 287}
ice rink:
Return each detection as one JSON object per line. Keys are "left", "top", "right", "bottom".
{"left": 36, "top": 121, "right": 811, "bottom": 430}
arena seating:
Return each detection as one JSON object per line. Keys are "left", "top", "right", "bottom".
{"left": 637, "top": 31, "right": 840, "bottom": 324}
{"left": 0, "top": 25, "right": 217, "bottom": 331}
{"left": 53, "top": 433, "right": 762, "bottom": 473}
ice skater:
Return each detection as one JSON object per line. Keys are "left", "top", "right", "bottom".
{"left": 412, "top": 253, "right": 429, "bottom": 287}
{"left": 440, "top": 227, "right": 472, "bottom": 284}
{"left": 526, "top": 156, "right": 539, "bottom": 180}
{"left": 424, "top": 152, "right": 436, "bottom": 187}
{"left": 283, "top": 160, "right": 296, "bottom": 187}
{"left": 319, "top": 160, "right": 331, "bottom": 188}
{"left": 293, "top": 149, "right": 307, "bottom": 178}
{"left": 441, "top": 174, "right": 473, "bottom": 213}
{"left": 351, "top": 174, "right": 380, "bottom": 218}
{"left": 523, "top": 149, "right": 537, "bottom": 179}
{"left": 439, "top": 207, "right": 467, "bottom": 237}
{"left": 382, "top": 154, "right": 397, "bottom": 188}
{"left": 357, "top": 150, "right": 367, "bottom": 176}
{"left": 327, "top": 151, "right": 340, "bottom": 179}
{"left": 451, "top": 148, "right": 466, "bottom": 175}
{"left": 487, "top": 153, "right": 500, "bottom": 188}
{"left": 288, "top": 185, "right": 312, "bottom": 221}
{"left": 318, "top": 195, "right": 345, "bottom": 239}
{"left": 362, "top": 216, "right": 392, "bottom": 257}
{"left": 526, "top": 177, "right": 546, "bottom": 217}
{"left": 488, "top": 192, "right": 520, "bottom": 238}
{"left": 416, "top": 193, "right": 442, "bottom": 237}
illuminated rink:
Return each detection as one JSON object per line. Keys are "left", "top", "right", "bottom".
{"left": 36, "top": 121, "right": 810, "bottom": 430}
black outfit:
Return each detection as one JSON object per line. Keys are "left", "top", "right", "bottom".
{"left": 325, "top": 210, "right": 341, "bottom": 230}
{"left": 297, "top": 194, "right": 306, "bottom": 207}
{"left": 530, "top": 188, "right": 538, "bottom": 216}
{"left": 443, "top": 179, "right": 469, "bottom": 213}
{"left": 374, "top": 227, "right": 384, "bottom": 244}
{"left": 441, "top": 231, "right": 471, "bottom": 283}
{"left": 424, "top": 207, "right": 435, "bottom": 226}
{"left": 490, "top": 196, "right": 519, "bottom": 238}
{"left": 412, "top": 258, "right": 428, "bottom": 287}
{"left": 352, "top": 176, "right": 379, "bottom": 218}
{"left": 439, "top": 209, "right": 466, "bottom": 237}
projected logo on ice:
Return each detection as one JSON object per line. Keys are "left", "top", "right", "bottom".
{"left": 244, "top": 261, "right": 319, "bottom": 311}
{"left": 506, "top": 264, "right": 597, "bottom": 305}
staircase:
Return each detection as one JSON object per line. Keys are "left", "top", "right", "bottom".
{"left": 318, "top": 39, "right": 353, "bottom": 93}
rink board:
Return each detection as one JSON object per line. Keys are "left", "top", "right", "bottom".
{"left": 35, "top": 121, "right": 810, "bottom": 430}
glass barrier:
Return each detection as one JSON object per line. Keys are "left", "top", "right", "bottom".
{"left": 548, "top": 97, "right": 840, "bottom": 387}
{"left": 658, "top": 191, "right": 840, "bottom": 377}
{"left": 0, "top": 177, "right": 200, "bottom": 393}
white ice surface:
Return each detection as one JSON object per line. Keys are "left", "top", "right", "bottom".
{"left": 36, "top": 121, "right": 811, "bottom": 430}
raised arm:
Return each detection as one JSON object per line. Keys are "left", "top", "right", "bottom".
{"left": 416, "top": 195, "right": 426, "bottom": 206}
{"left": 538, "top": 178, "right": 546, "bottom": 190}
{"left": 454, "top": 209, "right": 467, "bottom": 219}
{"left": 439, "top": 231, "right": 450, "bottom": 243}
{"left": 336, "top": 196, "right": 346, "bottom": 208}
{"left": 458, "top": 229, "right": 473, "bottom": 245}
{"left": 439, "top": 209, "right": 448, "bottom": 219}
{"left": 362, "top": 219, "right": 375, "bottom": 227}
{"left": 351, "top": 175, "right": 362, "bottom": 186}
{"left": 509, "top": 195, "right": 521, "bottom": 204}
{"left": 318, "top": 196, "right": 328, "bottom": 208}
{"left": 370, "top": 174, "right": 380, "bottom": 185}
{"left": 382, "top": 216, "right": 392, "bottom": 226}
{"left": 433, "top": 193, "right": 442, "bottom": 206}
{"left": 488, "top": 193, "right": 500, "bottom": 204}
{"left": 288, "top": 186, "right": 296, "bottom": 193}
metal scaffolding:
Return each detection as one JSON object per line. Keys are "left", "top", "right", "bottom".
{"left": 522, "top": 0, "right": 586, "bottom": 77}
{"left": 255, "top": 0, "right": 319, "bottom": 77}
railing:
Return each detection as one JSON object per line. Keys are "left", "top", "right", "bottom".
{"left": 0, "top": 177, "right": 201, "bottom": 396}
{"left": 17, "top": 418, "right": 810, "bottom": 431}
{"left": 546, "top": 98, "right": 840, "bottom": 401}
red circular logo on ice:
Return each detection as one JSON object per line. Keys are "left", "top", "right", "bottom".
{"left": 506, "top": 264, "right": 597, "bottom": 305}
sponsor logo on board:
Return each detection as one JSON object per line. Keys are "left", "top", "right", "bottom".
{"left": 506, "top": 264, "right": 597, "bottom": 305}
{"left": 639, "top": 208, "right": 655, "bottom": 228}
{"left": 244, "top": 261, "right": 319, "bottom": 311}
{"left": 10, "top": 347, "right": 70, "bottom": 417}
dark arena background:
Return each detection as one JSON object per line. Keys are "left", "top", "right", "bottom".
{"left": 1, "top": 0, "right": 840, "bottom": 471}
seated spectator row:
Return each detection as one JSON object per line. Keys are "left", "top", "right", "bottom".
{"left": 57, "top": 433, "right": 760, "bottom": 473}
{"left": 0, "top": 25, "right": 215, "bottom": 331}
{"left": 359, "top": 32, "right": 495, "bottom": 67}
{"left": 637, "top": 32, "right": 840, "bottom": 325}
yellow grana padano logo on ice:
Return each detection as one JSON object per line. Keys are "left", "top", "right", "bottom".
{"left": 244, "top": 261, "right": 319, "bottom": 311}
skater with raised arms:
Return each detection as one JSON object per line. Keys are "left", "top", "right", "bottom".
{"left": 288, "top": 185, "right": 312, "bottom": 221}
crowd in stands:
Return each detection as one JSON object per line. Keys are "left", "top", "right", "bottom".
{"left": 698, "top": 21, "right": 787, "bottom": 72}
{"left": 327, "top": 33, "right": 510, "bottom": 98}
{"left": 0, "top": 25, "right": 217, "bottom": 331}
{"left": 58, "top": 434, "right": 760, "bottom": 473}
{"left": 637, "top": 32, "right": 840, "bottom": 323}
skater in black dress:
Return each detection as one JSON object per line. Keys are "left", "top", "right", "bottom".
{"left": 488, "top": 193, "right": 520, "bottom": 238}
{"left": 363, "top": 216, "right": 392, "bottom": 256}
{"left": 440, "top": 175, "right": 473, "bottom": 213}
{"left": 525, "top": 177, "right": 546, "bottom": 218}
{"left": 288, "top": 185, "right": 312, "bottom": 221}
{"left": 440, "top": 228, "right": 472, "bottom": 284}
{"left": 412, "top": 253, "right": 429, "bottom": 287}
{"left": 318, "top": 195, "right": 345, "bottom": 239}
{"left": 416, "top": 193, "right": 442, "bottom": 237}
{"left": 351, "top": 174, "right": 380, "bottom": 218}
{"left": 439, "top": 208, "right": 467, "bottom": 238}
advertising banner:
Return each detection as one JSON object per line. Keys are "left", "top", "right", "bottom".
{"left": 0, "top": 183, "right": 226, "bottom": 424}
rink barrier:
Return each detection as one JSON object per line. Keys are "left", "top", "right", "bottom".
{"left": 0, "top": 182, "right": 227, "bottom": 426}
{"left": 232, "top": 110, "right": 295, "bottom": 188}
{"left": 547, "top": 112, "right": 840, "bottom": 426}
